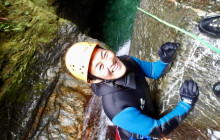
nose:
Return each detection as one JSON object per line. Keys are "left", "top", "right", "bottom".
{"left": 103, "top": 58, "right": 113, "bottom": 68}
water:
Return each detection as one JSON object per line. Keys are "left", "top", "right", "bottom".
{"left": 116, "top": 39, "right": 131, "bottom": 56}
{"left": 208, "top": 129, "right": 220, "bottom": 140}
{"left": 101, "top": 0, "right": 141, "bottom": 52}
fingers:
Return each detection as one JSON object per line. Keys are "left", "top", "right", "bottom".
{"left": 183, "top": 80, "right": 189, "bottom": 93}
{"left": 158, "top": 48, "right": 167, "bottom": 57}
{"left": 188, "top": 79, "right": 198, "bottom": 95}
{"left": 188, "top": 80, "right": 193, "bottom": 94}
{"left": 176, "top": 43, "right": 180, "bottom": 47}
{"left": 161, "top": 42, "right": 180, "bottom": 51}
{"left": 182, "top": 79, "right": 199, "bottom": 95}
{"left": 180, "top": 79, "right": 199, "bottom": 105}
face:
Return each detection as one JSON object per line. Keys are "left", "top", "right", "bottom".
{"left": 89, "top": 47, "right": 126, "bottom": 81}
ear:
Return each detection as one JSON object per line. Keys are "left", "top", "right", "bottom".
{"left": 89, "top": 79, "right": 103, "bottom": 83}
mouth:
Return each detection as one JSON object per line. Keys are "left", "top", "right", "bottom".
{"left": 112, "top": 60, "right": 118, "bottom": 73}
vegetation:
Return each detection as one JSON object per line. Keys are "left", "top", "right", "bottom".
{"left": 0, "top": 0, "right": 59, "bottom": 101}
{"left": 0, "top": 1, "right": 64, "bottom": 136}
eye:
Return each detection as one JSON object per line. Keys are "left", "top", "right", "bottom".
{"left": 104, "top": 51, "right": 107, "bottom": 59}
{"left": 99, "top": 64, "right": 103, "bottom": 71}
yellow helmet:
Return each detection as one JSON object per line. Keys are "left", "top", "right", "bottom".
{"left": 65, "top": 42, "right": 98, "bottom": 83}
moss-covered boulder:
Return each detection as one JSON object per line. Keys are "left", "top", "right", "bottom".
{"left": 0, "top": 0, "right": 108, "bottom": 139}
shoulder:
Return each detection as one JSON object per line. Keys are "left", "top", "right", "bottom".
{"left": 101, "top": 89, "right": 135, "bottom": 120}
{"left": 118, "top": 55, "right": 139, "bottom": 68}
{"left": 118, "top": 55, "right": 131, "bottom": 61}
{"left": 91, "top": 82, "right": 120, "bottom": 97}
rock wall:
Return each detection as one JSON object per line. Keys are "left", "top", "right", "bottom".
{"left": 130, "top": 0, "right": 220, "bottom": 139}
{"left": 0, "top": 0, "right": 106, "bottom": 139}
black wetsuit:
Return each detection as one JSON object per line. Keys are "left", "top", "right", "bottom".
{"left": 91, "top": 55, "right": 191, "bottom": 139}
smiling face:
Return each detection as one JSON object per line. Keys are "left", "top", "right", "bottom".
{"left": 89, "top": 47, "right": 126, "bottom": 82}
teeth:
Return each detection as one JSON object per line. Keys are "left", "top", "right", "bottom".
{"left": 113, "top": 62, "right": 118, "bottom": 72}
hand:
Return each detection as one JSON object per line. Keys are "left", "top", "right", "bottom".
{"left": 180, "top": 79, "right": 199, "bottom": 106}
{"left": 158, "top": 42, "right": 180, "bottom": 63}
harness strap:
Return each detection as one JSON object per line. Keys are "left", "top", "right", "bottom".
{"left": 115, "top": 127, "right": 121, "bottom": 140}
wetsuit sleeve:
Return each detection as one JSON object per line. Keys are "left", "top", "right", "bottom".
{"left": 131, "top": 56, "right": 168, "bottom": 79}
{"left": 112, "top": 101, "right": 191, "bottom": 138}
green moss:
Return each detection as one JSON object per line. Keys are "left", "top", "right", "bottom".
{"left": 0, "top": 3, "right": 8, "bottom": 17}
{"left": 30, "top": 0, "right": 56, "bottom": 14}
{"left": 0, "top": 0, "right": 60, "bottom": 106}
{"left": 32, "top": 82, "right": 48, "bottom": 96}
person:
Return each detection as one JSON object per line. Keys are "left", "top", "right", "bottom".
{"left": 213, "top": 81, "right": 220, "bottom": 98}
{"left": 65, "top": 42, "right": 199, "bottom": 140}
{"left": 199, "top": 15, "right": 220, "bottom": 38}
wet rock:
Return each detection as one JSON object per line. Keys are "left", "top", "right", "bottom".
{"left": 29, "top": 83, "right": 89, "bottom": 140}
{"left": 82, "top": 95, "right": 102, "bottom": 140}
{"left": 0, "top": 0, "right": 107, "bottom": 139}
{"left": 130, "top": 0, "right": 220, "bottom": 139}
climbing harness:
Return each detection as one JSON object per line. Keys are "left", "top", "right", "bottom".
{"left": 137, "top": 7, "right": 220, "bottom": 55}
{"left": 129, "top": 134, "right": 152, "bottom": 140}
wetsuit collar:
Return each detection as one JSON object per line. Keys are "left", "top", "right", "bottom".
{"left": 114, "top": 72, "right": 136, "bottom": 89}
{"left": 102, "top": 72, "right": 136, "bottom": 90}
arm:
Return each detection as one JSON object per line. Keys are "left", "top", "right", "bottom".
{"left": 131, "top": 42, "right": 180, "bottom": 79}
{"left": 113, "top": 79, "right": 199, "bottom": 138}
{"left": 131, "top": 56, "right": 167, "bottom": 79}
{"left": 112, "top": 101, "right": 191, "bottom": 138}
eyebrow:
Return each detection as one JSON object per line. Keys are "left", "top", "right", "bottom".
{"left": 101, "top": 49, "right": 104, "bottom": 59}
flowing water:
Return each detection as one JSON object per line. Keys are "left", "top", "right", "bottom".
{"left": 101, "top": 0, "right": 141, "bottom": 52}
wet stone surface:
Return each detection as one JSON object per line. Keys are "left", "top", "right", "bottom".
{"left": 130, "top": 0, "right": 220, "bottom": 139}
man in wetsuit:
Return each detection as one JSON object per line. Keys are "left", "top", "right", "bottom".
{"left": 65, "top": 42, "right": 199, "bottom": 140}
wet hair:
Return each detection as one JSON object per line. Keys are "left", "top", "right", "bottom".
{"left": 88, "top": 73, "right": 105, "bottom": 82}
{"left": 88, "top": 73, "right": 113, "bottom": 83}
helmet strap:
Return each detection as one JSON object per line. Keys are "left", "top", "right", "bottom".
{"left": 88, "top": 73, "right": 104, "bottom": 81}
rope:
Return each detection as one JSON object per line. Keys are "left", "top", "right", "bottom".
{"left": 137, "top": 7, "right": 220, "bottom": 55}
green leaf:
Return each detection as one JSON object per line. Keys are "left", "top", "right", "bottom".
{"left": 4, "top": 2, "right": 10, "bottom": 6}
{"left": 24, "top": 11, "right": 29, "bottom": 15}
{"left": 26, "top": 23, "right": 32, "bottom": 27}
{"left": 12, "top": 27, "right": 21, "bottom": 31}
{"left": 0, "top": 24, "right": 6, "bottom": 29}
